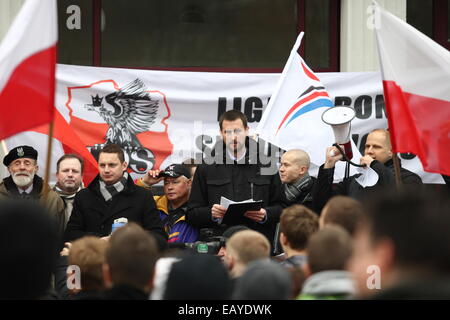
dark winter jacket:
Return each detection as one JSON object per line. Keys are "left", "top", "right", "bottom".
{"left": 313, "top": 158, "right": 422, "bottom": 211}
{"left": 187, "top": 137, "right": 285, "bottom": 243}
{"left": 64, "top": 174, "right": 167, "bottom": 249}
{"left": 282, "top": 176, "right": 318, "bottom": 213}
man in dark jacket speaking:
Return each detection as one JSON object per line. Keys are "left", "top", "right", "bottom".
{"left": 313, "top": 128, "right": 422, "bottom": 210}
{"left": 65, "top": 144, "right": 167, "bottom": 249}
{"left": 187, "top": 110, "right": 284, "bottom": 245}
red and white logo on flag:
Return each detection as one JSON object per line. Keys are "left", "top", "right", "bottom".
{"left": 64, "top": 78, "right": 173, "bottom": 172}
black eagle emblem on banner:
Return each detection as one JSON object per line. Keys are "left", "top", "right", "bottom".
{"left": 85, "top": 78, "right": 158, "bottom": 150}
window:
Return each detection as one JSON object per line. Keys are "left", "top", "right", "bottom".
{"left": 57, "top": 0, "right": 93, "bottom": 66}
{"left": 57, "top": 0, "right": 340, "bottom": 72}
{"left": 407, "top": 0, "right": 433, "bottom": 38}
{"left": 407, "top": 0, "right": 450, "bottom": 50}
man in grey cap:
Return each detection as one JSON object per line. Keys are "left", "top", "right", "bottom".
{"left": 0, "top": 145, "right": 65, "bottom": 233}
{"left": 137, "top": 163, "right": 198, "bottom": 243}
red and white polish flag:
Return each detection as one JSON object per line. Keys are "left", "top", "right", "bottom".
{"left": 0, "top": 0, "right": 57, "bottom": 140}
{"left": 374, "top": 3, "right": 450, "bottom": 176}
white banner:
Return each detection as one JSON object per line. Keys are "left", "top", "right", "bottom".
{"left": 4, "top": 64, "right": 445, "bottom": 184}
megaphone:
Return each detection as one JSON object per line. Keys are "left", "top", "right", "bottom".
{"left": 322, "top": 106, "right": 356, "bottom": 160}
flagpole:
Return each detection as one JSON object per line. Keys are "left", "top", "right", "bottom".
{"left": 256, "top": 32, "right": 304, "bottom": 132}
{"left": 1, "top": 140, "right": 7, "bottom": 155}
{"left": 43, "top": 120, "right": 55, "bottom": 200}
{"left": 392, "top": 152, "right": 403, "bottom": 189}
{"left": 373, "top": 3, "right": 402, "bottom": 189}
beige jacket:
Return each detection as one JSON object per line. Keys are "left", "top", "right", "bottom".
{"left": 0, "top": 176, "right": 66, "bottom": 234}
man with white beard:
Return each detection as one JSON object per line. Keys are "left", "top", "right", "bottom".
{"left": 0, "top": 145, "right": 65, "bottom": 234}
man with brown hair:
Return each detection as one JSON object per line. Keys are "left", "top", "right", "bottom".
{"left": 319, "top": 195, "right": 363, "bottom": 236}
{"left": 188, "top": 110, "right": 284, "bottom": 246}
{"left": 279, "top": 204, "right": 319, "bottom": 268}
{"left": 57, "top": 236, "right": 108, "bottom": 300}
{"left": 103, "top": 223, "right": 159, "bottom": 299}
{"left": 224, "top": 229, "right": 271, "bottom": 279}
{"left": 65, "top": 144, "right": 167, "bottom": 249}
{"left": 53, "top": 154, "right": 84, "bottom": 229}
{"left": 299, "top": 226, "right": 355, "bottom": 300}
{"left": 314, "top": 128, "right": 422, "bottom": 210}
{"left": 348, "top": 189, "right": 450, "bottom": 299}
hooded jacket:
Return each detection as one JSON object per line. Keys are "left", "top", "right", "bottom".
{"left": 154, "top": 195, "right": 198, "bottom": 243}
{"left": 298, "top": 270, "right": 355, "bottom": 300}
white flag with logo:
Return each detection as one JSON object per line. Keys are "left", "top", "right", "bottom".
{"left": 256, "top": 32, "right": 361, "bottom": 178}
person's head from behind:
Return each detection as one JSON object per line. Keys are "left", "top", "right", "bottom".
{"left": 217, "top": 225, "right": 250, "bottom": 263}
{"left": 364, "top": 129, "right": 392, "bottom": 164}
{"left": 287, "top": 266, "right": 307, "bottom": 299}
{"left": 348, "top": 189, "right": 450, "bottom": 298}
{"left": 164, "top": 254, "right": 232, "bottom": 300}
{"left": 68, "top": 236, "right": 108, "bottom": 294}
{"left": 98, "top": 144, "right": 127, "bottom": 185}
{"left": 279, "top": 205, "right": 319, "bottom": 255}
{"left": 279, "top": 149, "right": 311, "bottom": 184}
{"left": 219, "top": 110, "right": 249, "bottom": 156}
{"left": 4, "top": 145, "right": 39, "bottom": 190}
{"left": 0, "top": 200, "right": 59, "bottom": 299}
{"left": 160, "top": 164, "right": 192, "bottom": 204}
{"left": 224, "top": 230, "right": 270, "bottom": 278}
{"left": 103, "top": 222, "right": 158, "bottom": 294}
{"left": 306, "top": 225, "right": 353, "bottom": 276}
{"left": 320, "top": 196, "right": 363, "bottom": 236}
{"left": 56, "top": 154, "right": 84, "bottom": 193}
{"left": 232, "top": 260, "right": 292, "bottom": 300}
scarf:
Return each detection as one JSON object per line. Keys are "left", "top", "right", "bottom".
{"left": 53, "top": 185, "right": 82, "bottom": 200}
{"left": 99, "top": 172, "right": 128, "bottom": 202}
{"left": 54, "top": 185, "right": 82, "bottom": 224}
{"left": 284, "top": 173, "right": 313, "bottom": 202}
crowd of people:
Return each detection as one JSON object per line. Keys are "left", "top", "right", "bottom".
{"left": 0, "top": 110, "right": 449, "bottom": 300}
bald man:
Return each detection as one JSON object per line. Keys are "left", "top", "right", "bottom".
{"left": 278, "top": 149, "right": 316, "bottom": 211}
{"left": 313, "top": 129, "right": 422, "bottom": 210}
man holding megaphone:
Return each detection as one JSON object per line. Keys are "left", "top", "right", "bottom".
{"left": 313, "top": 129, "right": 422, "bottom": 211}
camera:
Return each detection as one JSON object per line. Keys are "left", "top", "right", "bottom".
{"left": 183, "top": 236, "right": 225, "bottom": 255}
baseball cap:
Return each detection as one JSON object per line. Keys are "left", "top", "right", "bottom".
{"left": 159, "top": 164, "right": 191, "bottom": 179}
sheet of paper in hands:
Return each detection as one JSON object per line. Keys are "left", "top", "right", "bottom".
{"left": 220, "top": 196, "right": 263, "bottom": 225}
{"left": 355, "top": 166, "right": 379, "bottom": 188}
